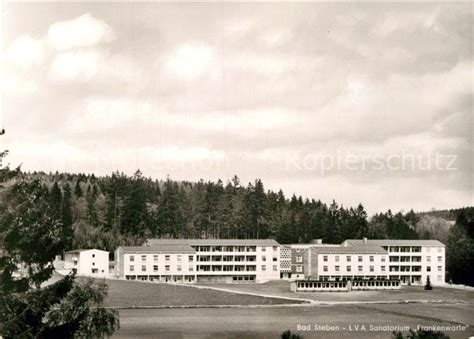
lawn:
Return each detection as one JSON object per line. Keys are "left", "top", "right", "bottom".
{"left": 198, "top": 280, "right": 474, "bottom": 304}
{"left": 103, "top": 279, "right": 307, "bottom": 308}
{"left": 115, "top": 303, "right": 474, "bottom": 338}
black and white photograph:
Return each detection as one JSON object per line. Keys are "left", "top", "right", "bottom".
{"left": 0, "top": 1, "right": 472, "bottom": 338}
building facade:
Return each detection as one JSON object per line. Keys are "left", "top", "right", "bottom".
{"left": 114, "top": 244, "right": 197, "bottom": 283}
{"left": 64, "top": 249, "right": 109, "bottom": 278}
{"left": 291, "top": 245, "right": 390, "bottom": 281}
{"left": 342, "top": 239, "right": 446, "bottom": 286}
{"left": 116, "top": 239, "right": 281, "bottom": 283}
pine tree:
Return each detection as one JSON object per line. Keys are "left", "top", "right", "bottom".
{"left": 74, "top": 179, "right": 83, "bottom": 198}
{"left": 50, "top": 182, "right": 63, "bottom": 221}
{"left": 121, "top": 170, "right": 148, "bottom": 236}
{"left": 0, "top": 172, "right": 118, "bottom": 337}
{"left": 61, "top": 183, "right": 74, "bottom": 250}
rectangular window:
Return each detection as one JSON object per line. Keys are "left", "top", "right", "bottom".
{"left": 335, "top": 256, "right": 340, "bottom": 262}
{"left": 189, "top": 255, "right": 194, "bottom": 261}
{"left": 369, "top": 256, "right": 374, "bottom": 262}
{"left": 437, "top": 266, "right": 442, "bottom": 272}
{"left": 370, "top": 266, "right": 374, "bottom": 272}
{"left": 358, "top": 256, "right": 363, "bottom": 262}
{"left": 273, "top": 257, "right": 278, "bottom": 262}
{"left": 358, "top": 266, "right": 362, "bottom": 272}
{"left": 153, "top": 265, "right": 158, "bottom": 272}
{"left": 262, "top": 247, "right": 266, "bottom": 252}
{"left": 296, "top": 265, "right": 303, "bottom": 273}
{"left": 323, "top": 256, "right": 328, "bottom": 262}
{"left": 273, "top": 246, "right": 278, "bottom": 251}
{"left": 165, "top": 255, "right": 170, "bottom": 261}
{"left": 165, "top": 265, "right": 170, "bottom": 272}
{"left": 427, "top": 256, "right": 431, "bottom": 262}
{"left": 141, "top": 255, "right": 146, "bottom": 262}
{"left": 130, "top": 265, "right": 134, "bottom": 272}
{"left": 177, "top": 255, "right": 182, "bottom": 262}
{"left": 177, "top": 265, "right": 182, "bottom": 272}
{"left": 189, "top": 266, "right": 194, "bottom": 272}
{"left": 427, "top": 266, "right": 431, "bottom": 272}
{"left": 346, "top": 256, "right": 351, "bottom": 262}
{"left": 323, "top": 266, "right": 328, "bottom": 272}
{"left": 381, "top": 257, "right": 386, "bottom": 262}
{"left": 335, "top": 266, "right": 340, "bottom": 272}
{"left": 261, "top": 265, "right": 266, "bottom": 271}
{"left": 262, "top": 256, "right": 266, "bottom": 261}
{"left": 296, "top": 256, "right": 303, "bottom": 263}
{"left": 381, "top": 266, "right": 386, "bottom": 272}
{"left": 130, "top": 255, "right": 135, "bottom": 262}
{"left": 153, "top": 255, "right": 158, "bottom": 262}
{"left": 141, "top": 265, "right": 146, "bottom": 272}
{"left": 273, "top": 265, "right": 278, "bottom": 271}
{"left": 346, "top": 266, "right": 351, "bottom": 272}
{"left": 438, "top": 256, "right": 442, "bottom": 261}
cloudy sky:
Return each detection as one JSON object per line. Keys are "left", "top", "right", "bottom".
{"left": 1, "top": 2, "right": 472, "bottom": 214}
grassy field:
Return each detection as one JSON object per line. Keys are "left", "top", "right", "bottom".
{"left": 198, "top": 280, "right": 474, "bottom": 303}
{"left": 114, "top": 303, "right": 474, "bottom": 338}
{"left": 101, "top": 279, "right": 474, "bottom": 338}
{"left": 103, "top": 279, "right": 306, "bottom": 307}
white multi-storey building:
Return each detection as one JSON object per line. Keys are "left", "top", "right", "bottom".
{"left": 64, "top": 249, "right": 109, "bottom": 278}
{"left": 114, "top": 243, "right": 197, "bottom": 283}
{"left": 145, "top": 239, "right": 281, "bottom": 283}
{"left": 342, "top": 239, "right": 446, "bottom": 286}
{"left": 291, "top": 245, "right": 390, "bottom": 281}
{"left": 114, "top": 239, "right": 280, "bottom": 283}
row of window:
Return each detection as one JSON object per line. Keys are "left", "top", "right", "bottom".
{"left": 319, "top": 255, "right": 386, "bottom": 263}
{"left": 198, "top": 265, "right": 278, "bottom": 272}
{"left": 323, "top": 265, "right": 382, "bottom": 273}
{"left": 129, "top": 254, "right": 194, "bottom": 262}
{"left": 388, "top": 266, "right": 442, "bottom": 272}
{"left": 129, "top": 265, "right": 194, "bottom": 273}
{"left": 196, "top": 255, "right": 277, "bottom": 262}
{"left": 384, "top": 246, "right": 443, "bottom": 253}
{"left": 196, "top": 246, "right": 278, "bottom": 252}
{"left": 389, "top": 256, "right": 442, "bottom": 262}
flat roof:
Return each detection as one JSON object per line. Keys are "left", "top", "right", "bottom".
{"left": 146, "top": 239, "right": 280, "bottom": 246}
{"left": 344, "top": 239, "right": 445, "bottom": 247}
{"left": 311, "top": 245, "right": 387, "bottom": 254}
{"left": 120, "top": 244, "right": 196, "bottom": 254}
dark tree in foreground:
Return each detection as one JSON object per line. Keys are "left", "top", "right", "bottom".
{"left": 281, "top": 329, "right": 303, "bottom": 339}
{"left": 0, "top": 138, "right": 119, "bottom": 338}
{"left": 393, "top": 329, "right": 449, "bottom": 339}
{"left": 446, "top": 207, "right": 474, "bottom": 286}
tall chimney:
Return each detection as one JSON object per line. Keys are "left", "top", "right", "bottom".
{"left": 363, "top": 237, "right": 368, "bottom": 244}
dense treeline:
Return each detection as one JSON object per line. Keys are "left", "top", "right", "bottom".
{"left": 14, "top": 170, "right": 473, "bottom": 286}
{"left": 17, "top": 170, "right": 420, "bottom": 250}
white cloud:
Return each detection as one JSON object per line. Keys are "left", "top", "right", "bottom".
{"left": 2, "top": 69, "right": 38, "bottom": 96}
{"left": 48, "top": 14, "right": 115, "bottom": 51}
{"left": 167, "top": 43, "right": 214, "bottom": 80}
{"left": 258, "top": 29, "right": 293, "bottom": 47}
{"left": 49, "top": 50, "right": 101, "bottom": 81}
{"left": 7, "top": 35, "right": 45, "bottom": 68}
{"left": 69, "top": 97, "right": 152, "bottom": 132}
